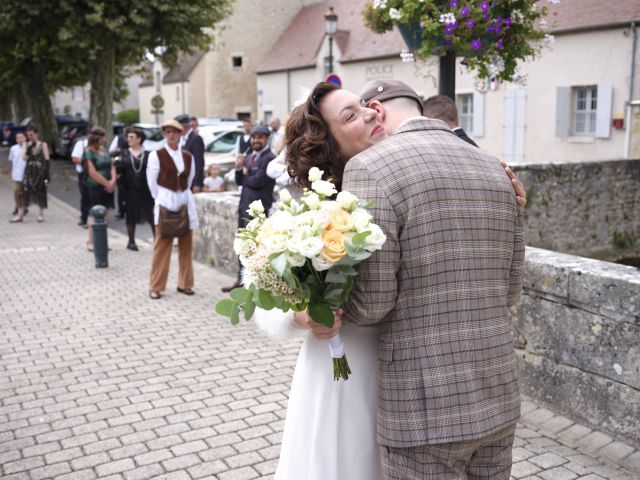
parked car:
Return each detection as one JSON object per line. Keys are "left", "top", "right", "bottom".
{"left": 55, "top": 121, "right": 88, "bottom": 158}
{"left": 203, "top": 128, "right": 244, "bottom": 173}
{"left": 132, "top": 123, "right": 164, "bottom": 151}
{"left": 0, "top": 118, "right": 29, "bottom": 146}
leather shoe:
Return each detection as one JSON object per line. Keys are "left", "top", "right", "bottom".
{"left": 149, "top": 290, "right": 161, "bottom": 300}
{"left": 127, "top": 242, "right": 139, "bottom": 251}
{"left": 177, "top": 287, "right": 195, "bottom": 295}
{"left": 221, "top": 282, "right": 243, "bottom": 293}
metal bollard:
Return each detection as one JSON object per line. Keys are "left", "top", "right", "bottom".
{"left": 91, "top": 205, "right": 108, "bottom": 268}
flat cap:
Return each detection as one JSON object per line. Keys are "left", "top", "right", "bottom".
{"left": 359, "top": 80, "right": 424, "bottom": 115}
{"left": 160, "top": 119, "right": 184, "bottom": 131}
{"left": 250, "top": 124, "right": 271, "bottom": 136}
{"left": 174, "top": 114, "right": 190, "bottom": 124}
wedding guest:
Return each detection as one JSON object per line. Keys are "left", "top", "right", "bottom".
{"left": 203, "top": 164, "right": 225, "bottom": 192}
{"left": 83, "top": 127, "right": 116, "bottom": 251}
{"left": 423, "top": 94, "right": 478, "bottom": 147}
{"left": 8, "top": 132, "right": 26, "bottom": 217}
{"left": 176, "top": 114, "right": 205, "bottom": 192}
{"left": 71, "top": 134, "right": 90, "bottom": 227}
{"left": 190, "top": 116, "right": 199, "bottom": 135}
{"left": 147, "top": 119, "right": 199, "bottom": 300}
{"left": 269, "top": 117, "right": 285, "bottom": 154}
{"left": 109, "top": 128, "right": 129, "bottom": 218}
{"left": 11, "top": 126, "right": 50, "bottom": 223}
{"left": 119, "top": 127, "right": 154, "bottom": 251}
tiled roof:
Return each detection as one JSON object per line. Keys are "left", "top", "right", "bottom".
{"left": 257, "top": 0, "right": 404, "bottom": 74}
{"left": 163, "top": 51, "right": 206, "bottom": 84}
{"left": 258, "top": 0, "right": 639, "bottom": 74}
{"left": 545, "top": 0, "right": 640, "bottom": 33}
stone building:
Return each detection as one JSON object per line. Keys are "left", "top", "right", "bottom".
{"left": 257, "top": 0, "right": 640, "bottom": 164}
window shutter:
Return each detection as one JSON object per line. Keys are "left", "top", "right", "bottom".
{"left": 595, "top": 84, "right": 613, "bottom": 138}
{"left": 555, "top": 87, "right": 570, "bottom": 137}
{"left": 503, "top": 90, "right": 516, "bottom": 161}
{"left": 514, "top": 89, "right": 526, "bottom": 162}
{"left": 472, "top": 92, "right": 485, "bottom": 138}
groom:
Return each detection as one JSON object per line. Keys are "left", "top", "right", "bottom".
{"left": 319, "top": 81, "right": 524, "bottom": 479}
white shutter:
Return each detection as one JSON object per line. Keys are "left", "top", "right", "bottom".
{"left": 595, "top": 84, "right": 613, "bottom": 138}
{"left": 514, "top": 89, "right": 526, "bottom": 162}
{"left": 556, "top": 87, "right": 570, "bottom": 137}
{"left": 503, "top": 90, "right": 516, "bottom": 162}
{"left": 472, "top": 91, "right": 485, "bottom": 138}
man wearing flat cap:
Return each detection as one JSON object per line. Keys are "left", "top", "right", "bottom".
{"left": 329, "top": 79, "right": 526, "bottom": 479}
{"left": 222, "top": 124, "right": 276, "bottom": 292}
{"left": 146, "top": 119, "right": 199, "bottom": 300}
{"left": 175, "top": 114, "right": 205, "bottom": 192}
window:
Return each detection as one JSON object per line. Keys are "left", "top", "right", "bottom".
{"left": 264, "top": 111, "right": 273, "bottom": 124}
{"left": 457, "top": 94, "right": 473, "bottom": 133}
{"left": 232, "top": 56, "right": 243, "bottom": 69}
{"left": 573, "top": 86, "right": 597, "bottom": 136}
{"left": 207, "top": 132, "right": 242, "bottom": 153}
{"left": 72, "top": 86, "right": 84, "bottom": 102}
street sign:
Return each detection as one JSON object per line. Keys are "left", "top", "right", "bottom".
{"left": 325, "top": 74, "right": 342, "bottom": 88}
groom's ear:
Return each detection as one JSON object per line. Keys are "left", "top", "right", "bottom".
{"left": 369, "top": 100, "right": 386, "bottom": 121}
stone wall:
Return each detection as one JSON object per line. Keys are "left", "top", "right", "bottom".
{"left": 193, "top": 192, "right": 240, "bottom": 276}
{"left": 513, "top": 159, "right": 640, "bottom": 261}
{"left": 510, "top": 246, "right": 640, "bottom": 447}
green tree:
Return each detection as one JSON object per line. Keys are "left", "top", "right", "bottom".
{"left": 68, "top": 0, "right": 233, "bottom": 134}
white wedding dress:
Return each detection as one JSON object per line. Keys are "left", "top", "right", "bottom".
{"left": 254, "top": 308, "right": 381, "bottom": 480}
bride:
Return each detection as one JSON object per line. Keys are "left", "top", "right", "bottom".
{"left": 251, "top": 82, "right": 526, "bottom": 480}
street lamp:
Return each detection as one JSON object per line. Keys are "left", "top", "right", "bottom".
{"left": 325, "top": 7, "right": 338, "bottom": 75}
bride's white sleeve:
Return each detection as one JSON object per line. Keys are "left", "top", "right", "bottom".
{"left": 253, "top": 307, "right": 308, "bottom": 341}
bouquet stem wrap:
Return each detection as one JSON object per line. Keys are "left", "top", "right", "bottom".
{"left": 328, "top": 333, "right": 351, "bottom": 381}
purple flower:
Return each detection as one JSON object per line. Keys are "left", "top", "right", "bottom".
{"left": 497, "top": 39, "right": 504, "bottom": 50}
{"left": 460, "top": 6, "right": 469, "bottom": 18}
{"left": 450, "top": 0, "right": 458, "bottom": 8}
{"left": 444, "top": 24, "right": 455, "bottom": 35}
{"left": 488, "top": 23, "right": 501, "bottom": 34}
{"left": 497, "top": 15, "right": 503, "bottom": 23}
{"left": 444, "top": 39, "right": 453, "bottom": 45}
{"left": 481, "top": 1, "right": 490, "bottom": 12}
{"left": 466, "top": 19, "right": 475, "bottom": 29}
{"left": 471, "top": 38, "right": 482, "bottom": 50}
{"left": 460, "top": 58, "right": 468, "bottom": 66}
{"left": 483, "top": 13, "right": 490, "bottom": 21}
{"left": 505, "top": 18, "right": 512, "bottom": 28}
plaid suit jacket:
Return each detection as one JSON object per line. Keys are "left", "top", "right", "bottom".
{"left": 341, "top": 117, "right": 524, "bottom": 448}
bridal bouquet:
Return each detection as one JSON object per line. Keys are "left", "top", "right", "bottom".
{"left": 215, "top": 167, "right": 386, "bottom": 380}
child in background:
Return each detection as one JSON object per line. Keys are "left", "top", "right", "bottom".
{"left": 203, "top": 164, "right": 225, "bottom": 192}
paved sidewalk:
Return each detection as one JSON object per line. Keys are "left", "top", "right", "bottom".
{"left": 1, "top": 172, "right": 638, "bottom": 480}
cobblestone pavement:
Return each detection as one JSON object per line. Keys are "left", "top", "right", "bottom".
{"left": 1, "top": 172, "right": 639, "bottom": 480}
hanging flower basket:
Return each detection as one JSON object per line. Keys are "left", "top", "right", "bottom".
{"left": 363, "top": 0, "right": 552, "bottom": 82}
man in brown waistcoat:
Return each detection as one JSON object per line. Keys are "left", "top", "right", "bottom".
{"left": 146, "top": 119, "right": 200, "bottom": 300}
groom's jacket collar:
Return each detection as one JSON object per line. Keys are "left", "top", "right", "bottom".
{"left": 394, "top": 116, "right": 455, "bottom": 137}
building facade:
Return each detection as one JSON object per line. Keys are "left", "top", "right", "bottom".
{"left": 257, "top": 0, "right": 640, "bottom": 164}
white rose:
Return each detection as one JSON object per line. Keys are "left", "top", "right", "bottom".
{"left": 312, "top": 254, "right": 334, "bottom": 271}
{"left": 287, "top": 253, "right": 306, "bottom": 267}
{"left": 336, "top": 191, "right": 359, "bottom": 212}
{"left": 263, "top": 234, "right": 288, "bottom": 254}
{"left": 270, "top": 211, "right": 295, "bottom": 232}
{"left": 297, "top": 237, "right": 324, "bottom": 258}
{"left": 320, "top": 200, "right": 341, "bottom": 212}
{"left": 311, "top": 210, "right": 331, "bottom": 230}
{"left": 312, "top": 179, "right": 337, "bottom": 198}
{"left": 303, "top": 191, "right": 321, "bottom": 210}
{"left": 308, "top": 167, "right": 323, "bottom": 182}
{"left": 279, "top": 189, "right": 292, "bottom": 203}
{"left": 233, "top": 238, "right": 244, "bottom": 255}
{"left": 363, "top": 223, "right": 386, "bottom": 252}
{"left": 247, "top": 200, "right": 264, "bottom": 217}
{"left": 351, "top": 208, "right": 372, "bottom": 232}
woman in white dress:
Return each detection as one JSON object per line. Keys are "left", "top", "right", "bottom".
{"left": 252, "top": 82, "right": 390, "bottom": 480}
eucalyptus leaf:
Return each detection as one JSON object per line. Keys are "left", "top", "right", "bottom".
{"left": 258, "top": 289, "right": 277, "bottom": 310}
{"left": 309, "top": 302, "right": 334, "bottom": 327}
{"left": 230, "top": 288, "right": 251, "bottom": 303}
{"left": 230, "top": 304, "right": 240, "bottom": 325}
{"left": 215, "top": 299, "right": 235, "bottom": 318}
{"left": 243, "top": 299, "right": 256, "bottom": 321}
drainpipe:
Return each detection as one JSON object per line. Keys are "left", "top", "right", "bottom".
{"left": 624, "top": 21, "right": 637, "bottom": 158}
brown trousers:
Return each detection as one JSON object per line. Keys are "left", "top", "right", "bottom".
{"left": 149, "top": 230, "right": 193, "bottom": 292}
{"left": 13, "top": 181, "right": 22, "bottom": 210}
{"left": 380, "top": 424, "right": 517, "bottom": 480}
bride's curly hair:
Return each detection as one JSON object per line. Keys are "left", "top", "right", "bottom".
{"left": 285, "top": 82, "right": 346, "bottom": 191}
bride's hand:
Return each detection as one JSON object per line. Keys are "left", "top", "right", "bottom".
{"left": 300, "top": 309, "right": 343, "bottom": 340}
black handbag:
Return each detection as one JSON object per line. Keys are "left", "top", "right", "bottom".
{"left": 158, "top": 205, "right": 189, "bottom": 238}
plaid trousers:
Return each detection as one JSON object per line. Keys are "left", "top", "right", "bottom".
{"left": 380, "top": 423, "right": 517, "bottom": 480}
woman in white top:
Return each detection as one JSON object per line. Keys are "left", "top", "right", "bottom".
{"left": 146, "top": 119, "right": 199, "bottom": 300}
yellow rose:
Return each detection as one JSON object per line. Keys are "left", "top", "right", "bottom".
{"left": 328, "top": 209, "right": 353, "bottom": 233}
{"left": 322, "top": 230, "right": 347, "bottom": 263}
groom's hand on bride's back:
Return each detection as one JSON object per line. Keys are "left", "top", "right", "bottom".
{"left": 500, "top": 160, "right": 526, "bottom": 208}
{"left": 296, "top": 309, "right": 343, "bottom": 340}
